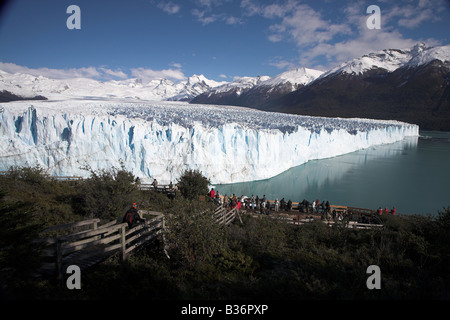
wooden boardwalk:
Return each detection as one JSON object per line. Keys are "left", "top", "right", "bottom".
{"left": 37, "top": 211, "right": 164, "bottom": 280}
{"left": 36, "top": 206, "right": 240, "bottom": 280}
{"left": 241, "top": 202, "right": 385, "bottom": 230}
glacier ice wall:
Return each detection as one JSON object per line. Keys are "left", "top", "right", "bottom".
{"left": 0, "top": 100, "right": 419, "bottom": 184}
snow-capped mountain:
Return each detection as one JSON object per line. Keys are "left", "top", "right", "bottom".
{"left": 189, "top": 75, "right": 270, "bottom": 105}
{"left": 191, "top": 43, "right": 450, "bottom": 131}
{"left": 190, "top": 68, "right": 323, "bottom": 105}
{"left": 205, "top": 75, "right": 272, "bottom": 96}
{"left": 322, "top": 42, "right": 450, "bottom": 77}
{"left": 0, "top": 70, "right": 225, "bottom": 102}
{"left": 270, "top": 43, "right": 450, "bottom": 131}
{"left": 1, "top": 43, "right": 449, "bottom": 130}
{"left": 168, "top": 74, "right": 227, "bottom": 101}
{"left": 261, "top": 67, "right": 324, "bottom": 88}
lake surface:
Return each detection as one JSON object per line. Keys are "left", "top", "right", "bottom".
{"left": 215, "top": 131, "right": 450, "bottom": 216}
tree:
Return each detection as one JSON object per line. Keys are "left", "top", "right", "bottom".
{"left": 0, "top": 193, "right": 45, "bottom": 298}
{"left": 176, "top": 169, "right": 210, "bottom": 201}
{"left": 75, "top": 166, "right": 139, "bottom": 220}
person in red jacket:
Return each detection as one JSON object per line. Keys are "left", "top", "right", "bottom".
{"left": 209, "top": 188, "right": 215, "bottom": 199}
{"left": 122, "top": 203, "right": 145, "bottom": 228}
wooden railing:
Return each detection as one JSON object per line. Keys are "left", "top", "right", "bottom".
{"left": 139, "top": 184, "right": 174, "bottom": 192}
{"left": 37, "top": 212, "right": 164, "bottom": 280}
{"left": 213, "top": 206, "right": 242, "bottom": 226}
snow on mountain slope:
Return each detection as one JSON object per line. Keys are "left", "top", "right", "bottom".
{"left": 261, "top": 67, "right": 323, "bottom": 88}
{"left": 0, "top": 99, "right": 419, "bottom": 184}
{"left": 322, "top": 43, "right": 450, "bottom": 77}
{"left": 406, "top": 43, "right": 450, "bottom": 67}
{"left": 0, "top": 70, "right": 225, "bottom": 101}
{"left": 204, "top": 76, "right": 271, "bottom": 96}
{"left": 169, "top": 74, "right": 227, "bottom": 101}
{"left": 190, "top": 67, "right": 324, "bottom": 106}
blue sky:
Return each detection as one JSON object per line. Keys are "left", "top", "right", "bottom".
{"left": 0, "top": 0, "right": 449, "bottom": 82}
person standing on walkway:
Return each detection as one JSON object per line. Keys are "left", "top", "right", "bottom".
{"left": 275, "top": 198, "right": 280, "bottom": 212}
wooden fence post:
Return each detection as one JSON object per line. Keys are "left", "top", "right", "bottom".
{"left": 162, "top": 215, "right": 170, "bottom": 259}
{"left": 120, "top": 224, "right": 127, "bottom": 261}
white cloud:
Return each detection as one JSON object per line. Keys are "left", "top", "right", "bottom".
{"left": 0, "top": 62, "right": 130, "bottom": 80}
{"left": 157, "top": 1, "right": 181, "bottom": 15}
{"left": 98, "top": 67, "right": 128, "bottom": 80}
{"left": 244, "top": 0, "right": 446, "bottom": 70}
{"left": 191, "top": 8, "right": 219, "bottom": 25}
{"left": 191, "top": 0, "right": 243, "bottom": 25}
{"left": 267, "top": 57, "right": 295, "bottom": 70}
{"left": 225, "top": 16, "right": 243, "bottom": 25}
{"left": 268, "top": 3, "right": 351, "bottom": 48}
{"left": 0, "top": 62, "right": 188, "bottom": 83}
{"left": 130, "top": 67, "right": 186, "bottom": 82}
{"left": 170, "top": 62, "right": 183, "bottom": 69}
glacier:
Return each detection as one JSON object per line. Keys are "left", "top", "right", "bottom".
{"left": 0, "top": 99, "right": 419, "bottom": 184}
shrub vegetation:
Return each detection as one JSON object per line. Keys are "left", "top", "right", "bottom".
{"left": 0, "top": 166, "right": 449, "bottom": 300}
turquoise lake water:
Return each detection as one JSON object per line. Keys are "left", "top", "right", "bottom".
{"left": 215, "top": 131, "right": 450, "bottom": 216}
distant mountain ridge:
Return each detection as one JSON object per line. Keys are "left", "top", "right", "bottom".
{"left": 268, "top": 43, "right": 450, "bottom": 131}
{"left": 192, "top": 43, "right": 450, "bottom": 131}
{"left": 190, "top": 67, "right": 324, "bottom": 107}
{"left": 1, "top": 43, "right": 449, "bottom": 130}
{"left": 0, "top": 70, "right": 227, "bottom": 102}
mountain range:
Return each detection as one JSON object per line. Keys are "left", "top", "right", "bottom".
{"left": 1, "top": 42, "right": 449, "bottom": 130}
{"left": 192, "top": 43, "right": 450, "bottom": 131}
{"left": 0, "top": 71, "right": 226, "bottom": 102}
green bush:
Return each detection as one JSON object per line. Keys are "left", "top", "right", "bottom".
{"left": 165, "top": 205, "right": 228, "bottom": 270}
{"left": 1, "top": 166, "right": 450, "bottom": 299}
{"left": 75, "top": 166, "right": 140, "bottom": 221}
{"left": 0, "top": 193, "right": 45, "bottom": 298}
{"left": 176, "top": 169, "right": 210, "bottom": 200}
{"left": 0, "top": 166, "right": 82, "bottom": 226}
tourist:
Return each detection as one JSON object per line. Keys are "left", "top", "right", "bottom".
{"left": 215, "top": 191, "right": 221, "bottom": 205}
{"left": 122, "top": 203, "right": 145, "bottom": 228}
{"left": 275, "top": 198, "right": 280, "bottom": 212}
{"left": 287, "top": 199, "right": 292, "bottom": 211}
{"left": 223, "top": 194, "right": 229, "bottom": 208}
